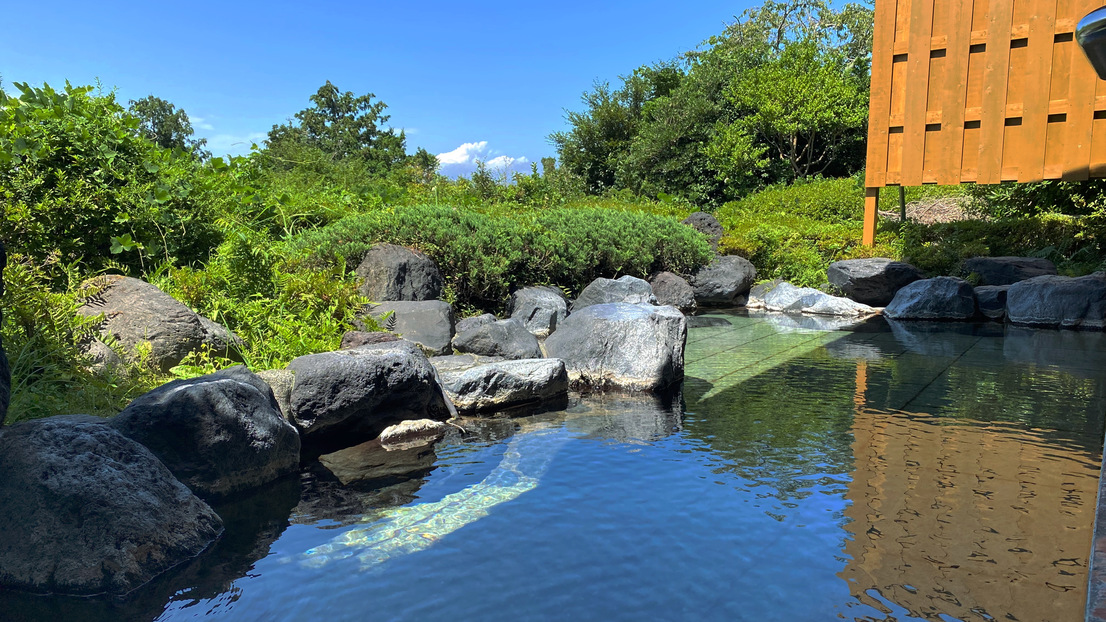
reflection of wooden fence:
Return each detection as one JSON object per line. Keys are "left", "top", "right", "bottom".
{"left": 863, "top": 0, "right": 1106, "bottom": 244}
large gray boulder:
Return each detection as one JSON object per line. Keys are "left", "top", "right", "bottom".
{"left": 355, "top": 243, "right": 443, "bottom": 302}
{"left": 285, "top": 340, "right": 452, "bottom": 449}
{"left": 0, "top": 415, "right": 223, "bottom": 595}
{"left": 0, "top": 242, "right": 7, "bottom": 424}
{"left": 366, "top": 300, "right": 455, "bottom": 355}
{"left": 572, "top": 275, "right": 657, "bottom": 311}
{"left": 439, "top": 358, "right": 569, "bottom": 413}
{"left": 691, "top": 255, "right": 757, "bottom": 307}
{"left": 339, "top": 331, "right": 399, "bottom": 350}
{"left": 649, "top": 272, "right": 697, "bottom": 313}
{"left": 455, "top": 313, "right": 497, "bottom": 334}
{"left": 546, "top": 303, "right": 686, "bottom": 391}
{"left": 962, "top": 256, "right": 1057, "bottom": 286}
{"left": 884, "top": 277, "right": 977, "bottom": 320}
{"left": 827, "top": 258, "right": 923, "bottom": 306}
{"left": 509, "top": 286, "right": 569, "bottom": 337}
{"left": 452, "top": 317, "right": 542, "bottom": 360}
{"left": 975, "top": 285, "right": 1009, "bottom": 321}
{"left": 110, "top": 366, "right": 300, "bottom": 500}
{"left": 681, "top": 212, "right": 724, "bottom": 250}
{"left": 76, "top": 276, "right": 242, "bottom": 372}
{"left": 1006, "top": 273, "right": 1106, "bottom": 329}
{"left": 761, "top": 282, "right": 876, "bottom": 317}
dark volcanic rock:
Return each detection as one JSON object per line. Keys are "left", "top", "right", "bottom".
{"left": 340, "top": 331, "right": 399, "bottom": 350}
{"left": 691, "top": 255, "right": 757, "bottom": 307}
{"left": 366, "top": 300, "right": 455, "bottom": 355}
{"left": 545, "top": 303, "right": 686, "bottom": 391}
{"left": 509, "top": 286, "right": 569, "bottom": 337}
{"left": 827, "top": 258, "right": 924, "bottom": 307}
{"left": 974, "top": 285, "right": 1009, "bottom": 321}
{"left": 110, "top": 366, "right": 301, "bottom": 500}
{"left": 572, "top": 275, "right": 657, "bottom": 311}
{"left": 962, "top": 256, "right": 1057, "bottom": 286}
{"left": 0, "top": 415, "right": 223, "bottom": 595}
{"left": 286, "top": 340, "right": 452, "bottom": 450}
{"left": 452, "top": 317, "right": 542, "bottom": 360}
{"left": 455, "top": 313, "right": 497, "bottom": 334}
{"left": 681, "top": 211, "right": 724, "bottom": 249}
{"left": 355, "top": 243, "right": 443, "bottom": 302}
{"left": 649, "top": 272, "right": 697, "bottom": 313}
{"left": 76, "top": 275, "right": 242, "bottom": 372}
{"left": 883, "top": 277, "right": 977, "bottom": 321}
{"left": 1006, "top": 273, "right": 1106, "bottom": 329}
{"left": 439, "top": 358, "right": 569, "bottom": 413}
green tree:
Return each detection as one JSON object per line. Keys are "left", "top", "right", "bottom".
{"left": 549, "top": 64, "right": 682, "bottom": 195}
{"left": 128, "top": 95, "right": 209, "bottom": 157}
{"left": 707, "top": 37, "right": 869, "bottom": 181}
{"left": 265, "top": 81, "right": 406, "bottom": 176}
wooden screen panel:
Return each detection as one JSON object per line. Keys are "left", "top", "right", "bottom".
{"left": 863, "top": 0, "right": 1106, "bottom": 244}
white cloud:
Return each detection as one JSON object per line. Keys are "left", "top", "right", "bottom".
{"left": 434, "top": 141, "right": 530, "bottom": 177}
{"left": 204, "top": 132, "right": 267, "bottom": 157}
{"left": 436, "top": 141, "right": 488, "bottom": 165}
{"left": 191, "top": 116, "right": 215, "bottom": 131}
{"left": 485, "top": 155, "right": 528, "bottom": 171}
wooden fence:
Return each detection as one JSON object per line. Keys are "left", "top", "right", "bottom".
{"left": 863, "top": 0, "right": 1106, "bottom": 244}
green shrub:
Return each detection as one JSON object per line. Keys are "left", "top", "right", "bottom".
{"left": 901, "top": 214, "right": 1106, "bottom": 276}
{"left": 287, "top": 204, "right": 713, "bottom": 311}
{"left": 0, "top": 83, "right": 226, "bottom": 275}
{"left": 713, "top": 177, "right": 899, "bottom": 286}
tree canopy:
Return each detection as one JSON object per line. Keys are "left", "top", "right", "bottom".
{"left": 128, "top": 95, "right": 209, "bottom": 157}
{"left": 265, "top": 81, "right": 407, "bottom": 176}
{"left": 551, "top": 0, "right": 874, "bottom": 207}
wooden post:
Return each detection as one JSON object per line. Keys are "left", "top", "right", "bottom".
{"left": 863, "top": 187, "right": 879, "bottom": 245}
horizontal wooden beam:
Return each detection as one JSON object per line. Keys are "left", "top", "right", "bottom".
{"left": 886, "top": 97, "right": 1105, "bottom": 127}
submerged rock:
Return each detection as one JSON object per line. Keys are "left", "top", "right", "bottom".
{"left": 691, "top": 255, "right": 756, "bottom": 307}
{"left": 884, "top": 277, "right": 977, "bottom": 321}
{"left": 285, "top": 340, "right": 452, "bottom": 450}
{"left": 1006, "top": 273, "right": 1106, "bottom": 329}
{"left": 110, "top": 366, "right": 300, "bottom": 500}
{"left": 0, "top": 415, "right": 223, "bottom": 595}
{"left": 379, "top": 419, "right": 450, "bottom": 449}
{"left": 545, "top": 303, "right": 686, "bottom": 391}
{"left": 76, "top": 275, "right": 242, "bottom": 372}
{"left": 452, "top": 317, "right": 542, "bottom": 360}
{"left": 509, "top": 286, "right": 569, "bottom": 337}
{"left": 962, "top": 256, "right": 1057, "bottom": 286}
{"left": 365, "top": 300, "right": 455, "bottom": 356}
{"left": 316, "top": 439, "right": 438, "bottom": 487}
{"left": 439, "top": 358, "right": 569, "bottom": 413}
{"left": 649, "top": 272, "right": 697, "bottom": 313}
{"left": 827, "top": 258, "right": 923, "bottom": 307}
{"left": 355, "top": 243, "right": 443, "bottom": 302}
{"left": 572, "top": 275, "right": 657, "bottom": 311}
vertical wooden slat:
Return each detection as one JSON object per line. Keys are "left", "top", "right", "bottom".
{"left": 901, "top": 0, "right": 936, "bottom": 185}
{"left": 863, "top": 188, "right": 879, "bottom": 246}
{"left": 1018, "top": 0, "right": 1058, "bottom": 182}
{"left": 977, "top": 0, "right": 1015, "bottom": 184}
{"left": 1067, "top": 0, "right": 1101, "bottom": 180}
{"left": 937, "top": 0, "right": 973, "bottom": 184}
{"left": 865, "top": 0, "right": 899, "bottom": 188}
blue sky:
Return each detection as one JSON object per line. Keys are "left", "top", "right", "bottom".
{"left": 1, "top": 1, "right": 752, "bottom": 176}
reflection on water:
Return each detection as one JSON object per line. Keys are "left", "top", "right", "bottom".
{"left": 2, "top": 312, "right": 1103, "bottom": 621}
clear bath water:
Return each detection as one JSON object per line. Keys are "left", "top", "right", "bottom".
{"left": 5, "top": 312, "right": 1104, "bottom": 622}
